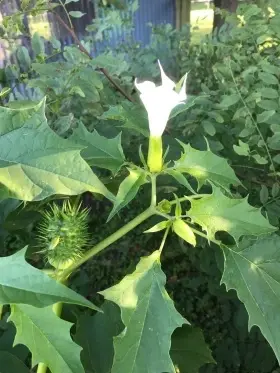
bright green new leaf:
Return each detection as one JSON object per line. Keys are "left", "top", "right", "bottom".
{"left": 9, "top": 304, "right": 85, "bottom": 373}
{"left": 101, "top": 250, "right": 186, "bottom": 373}
{"left": 144, "top": 220, "right": 169, "bottom": 233}
{"left": 0, "top": 248, "right": 98, "bottom": 309}
{"left": 171, "top": 325, "right": 215, "bottom": 373}
{"left": 188, "top": 187, "right": 276, "bottom": 243}
{"left": 108, "top": 168, "right": 147, "bottom": 221}
{"left": 222, "top": 234, "right": 280, "bottom": 364}
{"left": 70, "top": 123, "right": 125, "bottom": 174}
{"left": 174, "top": 142, "right": 240, "bottom": 191}
{"left": 0, "top": 100, "right": 113, "bottom": 201}
{"left": 0, "top": 351, "right": 30, "bottom": 373}
{"left": 75, "top": 301, "right": 124, "bottom": 373}
{"left": 173, "top": 219, "right": 196, "bottom": 246}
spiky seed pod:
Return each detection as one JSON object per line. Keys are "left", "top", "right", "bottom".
{"left": 37, "top": 200, "right": 90, "bottom": 270}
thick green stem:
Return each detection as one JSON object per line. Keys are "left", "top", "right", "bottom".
{"left": 60, "top": 207, "right": 155, "bottom": 280}
{"left": 37, "top": 363, "right": 48, "bottom": 373}
{"left": 0, "top": 305, "right": 3, "bottom": 320}
{"left": 148, "top": 136, "right": 163, "bottom": 173}
{"left": 150, "top": 175, "right": 157, "bottom": 207}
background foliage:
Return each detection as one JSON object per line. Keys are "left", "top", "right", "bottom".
{"left": 1, "top": 0, "right": 280, "bottom": 372}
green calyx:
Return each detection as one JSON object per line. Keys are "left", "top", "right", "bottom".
{"left": 37, "top": 200, "right": 90, "bottom": 270}
{"left": 148, "top": 136, "right": 163, "bottom": 173}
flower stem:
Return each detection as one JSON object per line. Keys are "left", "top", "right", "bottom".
{"left": 159, "top": 225, "right": 171, "bottom": 254}
{"left": 37, "top": 363, "right": 48, "bottom": 373}
{"left": 60, "top": 207, "right": 155, "bottom": 280}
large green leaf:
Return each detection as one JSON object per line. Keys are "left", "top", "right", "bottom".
{"left": 108, "top": 168, "right": 147, "bottom": 221}
{"left": 0, "top": 351, "right": 30, "bottom": 373}
{"left": 9, "top": 304, "right": 84, "bottom": 373}
{"left": 70, "top": 123, "right": 125, "bottom": 174}
{"left": 174, "top": 142, "right": 240, "bottom": 191}
{"left": 222, "top": 234, "right": 280, "bottom": 363}
{"left": 0, "top": 100, "right": 113, "bottom": 201}
{"left": 0, "top": 248, "right": 97, "bottom": 309}
{"left": 171, "top": 325, "right": 215, "bottom": 373}
{"left": 188, "top": 186, "right": 276, "bottom": 243}
{"left": 75, "top": 301, "right": 123, "bottom": 373}
{"left": 101, "top": 250, "right": 186, "bottom": 373}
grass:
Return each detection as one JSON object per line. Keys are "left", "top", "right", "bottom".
{"left": 190, "top": 1, "right": 214, "bottom": 43}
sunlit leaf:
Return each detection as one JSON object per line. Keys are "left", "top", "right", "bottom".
{"left": 101, "top": 250, "right": 186, "bottom": 373}
{"left": 188, "top": 186, "right": 276, "bottom": 243}
{"left": 222, "top": 234, "right": 280, "bottom": 364}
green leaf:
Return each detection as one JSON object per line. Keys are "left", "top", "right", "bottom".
{"left": 188, "top": 186, "right": 276, "bottom": 243}
{"left": 108, "top": 168, "right": 147, "bottom": 221}
{"left": 260, "top": 88, "right": 279, "bottom": 99}
{"left": 90, "top": 53, "right": 129, "bottom": 76}
{"left": 171, "top": 325, "right": 215, "bottom": 373}
{"left": 75, "top": 301, "right": 124, "bottom": 373}
{"left": 221, "top": 234, "right": 280, "bottom": 364}
{"left": 257, "top": 110, "right": 276, "bottom": 123}
{"left": 257, "top": 100, "right": 278, "bottom": 111}
{"left": 144, "top": 220, "right": 169, "bottom": 233}
{"left": 0, "top": 99, "right": 113, "bottom": 201}
{"left": 0, "top": 351, "right": 30, "bottom": 373}
{"left": 166, "top": 169, "right": 197, "bottom": 194}
{"left": 99, "top": 102, "right": 149, "bottom": 137}
{"left": 174, "top": 142, "right": 240, "bottom": 191}
{"left": 69, "top": 11, "right": 85, "bottom": 18}
{"left": 100, "top": 250, "right": 186, "bottom": 373}
{"left": 173, "top": 219, "right": 196, "bottom": 246}
{"left": 65, "top": 0, "right": 79, "bottom": 3}
{"left": 0, "top": 248, "right": 97, "bottom": 309}
{"left": 70, "top": 123, "right": 125, "bottom": 174}
{"left": 16, "top": 46, "right": 31, "bottom": 71}
{"left": 218, "top": 94, "right": 240, "bottom": 108}
{"left": 260, "top": 185, "right": 269, "bottom": 204}
{"left": 233, "top": 140, "right": 250, "bottom": 156}
{"left": 259, "top": 72, "right": 278, "bottom": 85}
{"left": 31, "top": 32, "right": 45, "bottom": 56}
{"left": 9, "top": 304, "right": 84, "bottom": 373}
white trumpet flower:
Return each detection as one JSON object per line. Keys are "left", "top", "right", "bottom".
{"left": 135, "top": 61, "right": 187, "bottom": 173}
{"left": 135, "top": 61, "right": 187, "bottom": 137}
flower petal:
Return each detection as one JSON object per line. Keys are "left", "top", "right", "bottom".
{"left": 135, "top": 79, "right": 156, "bottom": 94}
{"left": 158, "top": 60, "right": 175, "bottom": 90}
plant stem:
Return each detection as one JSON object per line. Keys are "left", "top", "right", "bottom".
{"left": 191, "top": 226, "right": 221, "bottom": 246}
{"left": 58, "top": 0, "right": 73, "bottom": 29}
{"left": 150, "top": 175, "right": 157, "bottom": 207}
{"left": 169, "top": 194, "right": 208, "bottom": 205}
{"left": 37, "top": 363, "right": 48, "bottom": 373}
{"left": 159, "top": 225, "right": 171, "bottom": 253}
{"left": 60, "top": 207, "right": 154, "bottom": 279}
{"left": 53, "top": 12, "right": 133, "bottom": 102}
{"left": 0, "top": 305, "right": 3, "bottom": 320}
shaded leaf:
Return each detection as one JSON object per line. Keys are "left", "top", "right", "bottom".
{"left": 0, "top": 351, "right": 30, "bottom": 373}
{"left": 0, "top": 248, "right": 97, "bottom": 309}
{"left": 188, "top": 186, "right": 276, "bottom": 243}
{"left": 259, "top": 72, "right": 278, "bottom": 85}
{"left": 70, "top": 123, "right": 125, "bottom": 174}
{"left": 174, "top": 142, "right": 240, "bottom": 191}
{"left": 75, "top": 301, "right": 124, "bottom": 373}
{"left": 0, "top": 99, "right": 113, "bottom": 201}
{"left": 99, "top": 102, "right": 149, "bottom": 137}
{"left": 9, "top": 304, "right": 84, "bottom": 373}
{"left": 31, "top": 32, "right": 45, "bottom": 56}
{"left": 222, "top": 234, "right": 280, "bottom": 364}
{"left": 171, "top": 325, "right": 215, "bottom": 373}
{"left": 108, "top": 168, "right": 147, "bottom": 221}
{"left": 101, "top": 250, "right": 186, "bottom": 373}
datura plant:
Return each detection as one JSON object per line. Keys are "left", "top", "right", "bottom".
{"left": 0, "top": 62, "right": 279, "bottom": 373}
